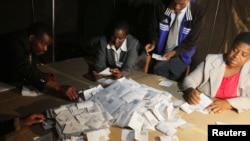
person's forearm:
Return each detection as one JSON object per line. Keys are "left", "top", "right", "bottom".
{"left": 45, "top": 80, "right": 61, "bottom": 91}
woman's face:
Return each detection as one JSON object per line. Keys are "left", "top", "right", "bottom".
{"left": 226, "top": 42, "right": 250, "bottom": 68}
{"left": 111, "top": 29, "right": 127, "bottom": 49}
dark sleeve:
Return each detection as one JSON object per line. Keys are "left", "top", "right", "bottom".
{"left": 9, "top": 40, "right": 47, "bottom": 91}
{"left": 120, "top": 35, "right": 140, "bottom": 76}
{"left": 94, "top": 36, "right": 108, "bottom": 72}
{"left": 0, "top": 119, "right": 15, "bottom": 136}
{"left": 147, "top": 0, "right": 166, "bottom": 43}
{"left": 174, "top": 3, "right": 205, "bottom": 56}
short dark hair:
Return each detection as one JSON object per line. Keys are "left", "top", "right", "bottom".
{"left": 113, "top": 20, "right": 130, "bottom": 35}
{"left": 27, "top": 22, "right": 52, "bottom": 38}
{"left": 232, "top": 32, "right": 250, "bottom": 47}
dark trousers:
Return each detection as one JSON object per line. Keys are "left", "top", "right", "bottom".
{"left": 152, "top": 56, "right": 188, "bottom": 82}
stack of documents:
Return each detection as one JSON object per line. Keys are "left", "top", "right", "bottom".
{"left": 87, "top": 78, "right": 191, "bottom": 140}
{"left": 45, "top": 100, "right": 113, "bottom": 141}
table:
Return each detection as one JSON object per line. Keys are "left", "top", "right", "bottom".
{"left": 1, "top": 57, "right": 250, "bottom": 141}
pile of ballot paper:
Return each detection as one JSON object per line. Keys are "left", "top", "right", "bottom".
{"left": 83, "top": 78, "right": 194, "bottom": 141}
{"left": 45, "top": 77, "right": 212, "bottom": 141}
{"left": 45, "top": 100, "right": 113, "bottom": 141}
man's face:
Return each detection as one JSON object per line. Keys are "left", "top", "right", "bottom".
{"left": 111, "top": 29, "right": 127, "bottom": 49}
{"left": 30, "top": 34, "right": 52, "bottom": 55}
{"left": 171, "top": 0, "right": 189, "bottom": 13}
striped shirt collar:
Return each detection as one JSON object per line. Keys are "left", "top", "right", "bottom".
{"left": 164, "top": 2, "right": 192, "bottom": 21}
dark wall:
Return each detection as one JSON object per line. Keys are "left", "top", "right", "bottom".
{"left": 1, "top": 0, "right": 250, "bottom": 67}
{"left": 0, "top": 0, "right": 78, "bottom": 34}
{"left": 0, "top": 0, "right": 33, "bottom": 34}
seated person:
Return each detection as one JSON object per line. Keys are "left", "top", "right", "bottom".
{"left": 182, "top": 32, "right": 250, "bottom": 114}
{"left": 92, "top": 21, "right": 140, "bottom": 79}
{"left": 0, "top": 22, "right": 78, "bottom": 101}
{"left": 0, "top": 113, "right": 45, "bottom": 136}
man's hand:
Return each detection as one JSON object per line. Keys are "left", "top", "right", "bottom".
{"left": 59, "top": 85, "right": 78, "bottom": 101}
{"left": 145, "top": 43, "right": 155, "bottom": 55}
{"left": 183, "top": 88, "right": 201, "bottom": 105}
{"left": 19, "top": 113, "right": 45, "bottom": 127}
{"left": 111, "top": 68, "right": 123, "bottom": 79}
{"left": 162, "top": 51, "right": 176, "bottom": 61}
{"left": 206, "top": 99, "right": 233, "bottom": 114}
{"left": 92, "top": 70, "right": 102, "bottom": 80}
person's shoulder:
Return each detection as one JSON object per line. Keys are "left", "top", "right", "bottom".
{"left": 205, "top": 54, "right": 224, "bottom": 62}
{"left": 190, "top": 2, "right": 205, "bottom": 14}
{"left": 127, "top": 34, "right": 139, "bottom": 42}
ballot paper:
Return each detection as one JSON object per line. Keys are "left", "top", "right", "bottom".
{"left": 47, "top": 100, "right": 112, "bottom": 141}
{"left": 83, "top": 85, "right": 104, "bottom": 100}
{"left": 152, "top": 53, "right": 167, "bottom": 61}
{"left": 156, "top": 122, "right": 177, "bottom": 136}
{"left": 21, "top": 86, "right": 43, "bottom": 96}
{"left": 180, "top": 93, "right": 212, "bottom": 114}
{"left": 135, "top": 130, "right": 148, "bottom": 141}
{"left": 85, "top": 128, "right": 110, "bottom": 141}
{"left": 121, "top": 129, "right": 134, "bottom": 141}
{"left": 0, "top": 81, "right": 15, "bottom": 92}
{"left": 63, "top": 121, "right": 83, "bottom": 134}
{"left": 159, "top": 79, "right": 173, "bottom": 87}
{"left": 99, "top": 67, "right": 112, "bottom": 76}
{"left": 143, "top": 110, "right": 159, "bottom": 126}
{"left": 128, "top": 112, "right": 144, "bottom": 131}
{"left": 158, "top": 135, "right": 179, "bottom": 141}
{"left": 97, "top": 78, "right": 114, "bottom": 85}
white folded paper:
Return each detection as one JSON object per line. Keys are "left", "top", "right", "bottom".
{"left": 152, "top": 53, "right": 167, "bottom": 61}
{"left": 99, "top": 67, "right": 112, "bottom": 76}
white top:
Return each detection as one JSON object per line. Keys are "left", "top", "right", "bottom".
{"left": 107, "top": 39, "right": 127, "bottom": 67}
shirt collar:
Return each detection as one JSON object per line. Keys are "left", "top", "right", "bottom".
{"left": 107, "top": 38, "right": 127, "bottom": 52}
{"left": 165, "top": 2, "right": 192, "bottom": 21}
{"left": 120, "top": 39, "right": 127, "bottom": 51}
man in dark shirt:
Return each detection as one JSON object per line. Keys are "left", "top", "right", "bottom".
{"left": 0, "top": 22, "right": 78, "bottom": 101}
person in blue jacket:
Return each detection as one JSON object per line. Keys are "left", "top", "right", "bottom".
{"left": 145, "top": 0, "right": 205, "bottom": 82}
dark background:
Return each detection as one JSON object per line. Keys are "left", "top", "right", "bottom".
{"left": 0, "top": 0, "right": 250, "bottom": 71}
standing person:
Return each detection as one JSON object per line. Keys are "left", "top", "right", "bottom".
{"left": 182, "top": 32, "right": 250, "bottom": 114}
{"left": 145, "top": 0, "right": 205, "bottom": 82}
{"left": 0, "top": 22, "right": 78, "bottom": 101}
{"left": 92, "top": 21, "right": 140, "bottom": 79}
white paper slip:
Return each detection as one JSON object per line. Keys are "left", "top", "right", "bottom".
{"left": 152, "top": 53, "right": 167, "bottom": 61}
{"left": 180, "top": 93, "right": 212, "bottom": 114}
{"left": 21, "top": 86, "right": 43, "bottom": 97}
{"left": 99, "top": 67, "right": 112, "bottom": 76}
{"left": 159, "top": 79, "right": 173, "bottom": 87}
{"left": 156, "top": 122, "right": 177, "bottom": 136}
{"left": 135, "top": 130, "right": 148, "bottom": 141}
{"left": 128, "top": 112, "right": 144, "bottom": 131}
{"left": 158, "top": 135, "right": 179, "bottom": 141}
{"left": 121, "top": 129, "right": 134, "bottom": 141}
